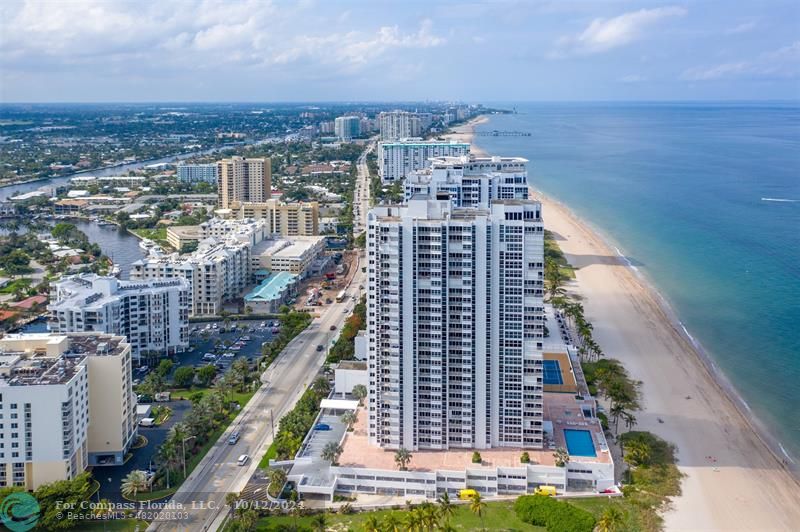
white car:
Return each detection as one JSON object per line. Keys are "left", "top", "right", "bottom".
{"left": 237, "top": 454, "right": 249, "bottom": 466}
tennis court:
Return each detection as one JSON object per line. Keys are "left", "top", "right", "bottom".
{"left": 543, "top": 359, "right": 564, "bottom": 385}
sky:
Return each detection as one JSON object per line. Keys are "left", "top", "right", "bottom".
{"left": 0, "top": 0, "right": 798, "bottom": 102}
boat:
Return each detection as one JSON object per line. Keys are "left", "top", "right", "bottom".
{"left": 139, "top": 238, "right": 156, "bottom": 251}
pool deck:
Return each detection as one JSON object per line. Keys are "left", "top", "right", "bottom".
{"left": 544, "top": 391, "right": 610, "bottom": 461}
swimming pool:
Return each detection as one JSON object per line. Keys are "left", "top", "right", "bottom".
{"left": 543, "top": 359, "right": 563, "bottom": 385}
{"left": 563, "top": 429, "right": 597, "bottom": 457}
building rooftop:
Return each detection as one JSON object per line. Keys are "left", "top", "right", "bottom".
{"left": 244, "top": 271, "right": 298, "bottom": 302}
{"left": 0, "top": 333, "right": 128, "bottom": 386}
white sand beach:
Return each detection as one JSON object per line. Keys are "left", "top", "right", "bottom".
{"left": 448, "top": 117, "right": 800, "bottom": 530}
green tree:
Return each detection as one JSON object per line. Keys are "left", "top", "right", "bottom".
{"left": 520, "top": 451, "right": 530, "bottom": 463}
{"left": 121, "top": 470, "right": 150, "bottom": 499}
{"left": 351, "top": 384, "right": 367, "bottom": 404}
{"left": 381, "top": 512, "right": 402, "bottom": 532}
{"left": 553, "top": 447, "right": 570, "bottom": 467}
{"left": 173, "top": 365, "right": 195, "bottom": 388}
{"left": 624, "top": 438, "right": 652, "bottom": 467}
{"left": 33, "top": 472, "right": 94, "bottom": 530}
{"left": 321, "top": 441, "right": 343, "bottom": 465}
{"left": 311, "top": 513, "right": 328, "bottom": 532}
{"left": 394, "top": 447, "right": 412, "bottom": 471}
{"left": 340, "top": 410, "right": 357, "bottom": 431}
{"left": 596, "top": 505, "right": 626, "bottom": 532}
{"left": 197, "top": 364, "right": 217, "bottom": 386}
{"left": 469, "top": 492, "right": 487, "bottom": 531}
{"left": 268, "top": 468, "right": 288, "bottom": 497}
{"left": 362, "top": 514, "right": 381, "bottom": 532}
{"left": 156, "top": 359, "right": 174, "bottom": 378}
{"left": 437, "top": 492, "right": 455, "bottom": 525}
{"left": 472, "top": 451, "right": 482, "bottom": 464}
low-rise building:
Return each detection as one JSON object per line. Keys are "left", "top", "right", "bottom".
{"left": 0, "top": 333, "right": 137, "bottom": 489}
{"left": 243, "top": 271, "right": 298, "bottom": 313}
{"left": 49, "top": 274, "right": 189, "bottom": 362}
{"left": 251, "top": 236, "right": 325, "bottom": 278}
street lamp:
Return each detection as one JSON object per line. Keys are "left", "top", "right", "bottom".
{"left": 182, "top": 436, "right": 194, "bottom": 479}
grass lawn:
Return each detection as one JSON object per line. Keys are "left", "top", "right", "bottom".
{"left": 251, "top": 501, "right": 544, "bottom": 531}
{"left": 131, "top": 227, "right": 171, "bottom": 249}
{"left": 0, "top": 278, "right": 32, "bottom": 294}
{"left": 81, "top": 520, "right": 150, "bottom": 531}
{"left": 126, "top": 486, "right": 177, "bottom": 502}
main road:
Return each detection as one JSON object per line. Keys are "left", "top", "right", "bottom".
{"left": 147, "top": 142, "right": 373, "bottom": 531}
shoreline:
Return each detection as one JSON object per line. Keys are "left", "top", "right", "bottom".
{"left": 449, "top": 115, "right": 800, "bottom": 529}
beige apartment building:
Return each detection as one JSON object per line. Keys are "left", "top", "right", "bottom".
{"left": 217, "top": 156, "right": 271, "bottom": 209}
{"left": 231, "top": 199, "right": 320, "bottom": 236}
{"left": 0, "top": 333, "right": 136, "bottom": 489}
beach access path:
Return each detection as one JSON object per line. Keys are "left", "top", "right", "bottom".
{"left": 449, "top": 115, "right": 800, "bottom": 530}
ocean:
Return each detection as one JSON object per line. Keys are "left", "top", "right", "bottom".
{"left": 474, "top": 102, "right": 800, "bottom": 460}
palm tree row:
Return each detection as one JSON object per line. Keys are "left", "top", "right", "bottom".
{"left": 551, "top": 296, "right": 604, "bottom": 362}
{"left": 360, "top": 492, "right": 481, "bottom": 532}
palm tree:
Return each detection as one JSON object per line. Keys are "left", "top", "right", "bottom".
{"left": 624, "top": 439, "right": 651, "bottom": 467}
{"left": 362, "top": 514, "right": 381, "bottom": 532}
{"left": 225, "top": 492, "right": 240, "bottom": 509}
{"left": 404, "top": 509, "right": 422, "bottom": 531}
{"left": 419, "top": 502, "right": 438, "bottom": 531}
{"left": 437, "top": 492, "right": 455, "bottom": 525}
{"left": 596, "top": 505, "right": 626, "bottom": 532}
{"left": 553, "top": 447, "right": 570, "bottom": 467}
{"left": 340, "top": 410, "right": 357, "bottom": 430}
{"left": 394, "top": 447, "right": 412, "bottom": 471}
{"left": 469, "top": 492, "right": 487, "bottom": 531}
{"left": 121, "top": 470, "right": 149, "bottom": 499}
{"left": 381, "top": 512, "right": 402, "bottom": 532}
{"left": 311, "top": 513, "right": 327, "bottom": 532}
{"left": 351, "top": 384, "right": 367, "bottom": 404}
{"left": 623, "top": 411, "right": 637, "bottom": 431}
{"left": 268, "top": 467, "right": 288, "bottom": 497}
{"left": 321, "top": 441, "right": 343, "bottom": 465}
{"left": 93, "top": 498, "right": 113, "bottom": 518}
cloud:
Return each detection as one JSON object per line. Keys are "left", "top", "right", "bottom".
{"left": 551, "top": 6, "right": 686, "bottom": 58}
{"left": 619, "top": 74, "right": 647, "bottom": 83}
{"left": 682, "top": 41, "right": 800, "bottom": 81}
{"left": 0, "top": 0, "right": 444, "bottom": 75}
{"left": 725, "top": 20, "right": 757, "bottom": 35}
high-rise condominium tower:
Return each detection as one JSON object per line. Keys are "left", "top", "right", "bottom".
{"left": 366, "top": 197, "right": 545, "bottom": 451}
{"left": 217, "top": 156, "right": 271, "bottom": 209}
{"left": 378, "top": 111, "right": 422, "bottom": 141}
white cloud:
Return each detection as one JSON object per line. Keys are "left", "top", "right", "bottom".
{"left": 0, "top": 0, "right": 444, "bottom": 75}
{"left": 725, "top": 20, "right": 757, "bottom": 35}
{"left": 551, "top": 6, "right": 686, "bottom": 58}
{"left": 620, "top": 74, "right": 647, "bottom": 83}
{"left": 682, "top": 41, "right": 800, "bottom": 81}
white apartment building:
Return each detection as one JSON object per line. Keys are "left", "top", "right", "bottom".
{"left": 379, "top": 140, "right": 470, "bottom": 182}
{"left": 217, "top": 156, "right": 271, "bottom": 209}
{"left": 367, "top": 197, "right": 545, "bottom": 451}
{"left": 130, "top": 239, "right": 251, "bottom": 317}
{"left": 178, "top": 163, "right": 218, "bottom": 183}
{"left": 379, "top": 111, "right": 423, "bottom": 141}
{"left": 334, "top": 116, "right": 361, "bottom": 140}
{"left": 49, "top": 274, "right": 189, "bottom": 362}
{"left": 197, "top": 217, "right": 269, "bottom": 246}
{"left": 0, "top": 333, "right": 137, "bottom": 489}
{"left": 404, "top": 155, "right": 530, "bottom": 207}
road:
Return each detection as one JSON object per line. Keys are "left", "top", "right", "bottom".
{"left": 147, "top": 142, "right": 372, "bottom": 531}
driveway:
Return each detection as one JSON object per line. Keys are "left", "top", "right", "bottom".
{"left": 96, "top": 400, "right": 191, "bottom": 503}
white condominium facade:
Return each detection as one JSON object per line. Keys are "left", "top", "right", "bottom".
{"left": 334, "top": 116, "right": 361, "bottom": 140}
{"left": 177, "top": 163, "right": 218, "bottom": 183}
{"left": 130, "top": 240, "right": 251, "bottom": 317}
{"left": 379, "top": 111, "right": 422, "bottom": 141}
{"left": 217, "top": 156, "right": 271, "bottom": 209}
{"left": 49, "top": 275, "right": 189, "bottom": 362}
{"left": 367, "top": 197, "right": 545, "bottom": 451}
{"left": 0, "top": 333, "right": 136, "bottom": 489}
{"left": 404, "top": 155, "right": 530, "bottom": 207}
{"left": 379, "top": 140, "right": 470, "bottom": 182}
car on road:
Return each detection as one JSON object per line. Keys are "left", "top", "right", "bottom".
{"left": 316, "top": 344, "right": 324, "bottom": 352}
{"left": 228, "top": 431, "right": 240, "bottom": 445}
{"left": 203, "top": 353, "right": 216, "bottom": 361}
{"left": 330, "top": 325, "right": 337, "bottom": 331}
{"left": 237, "top": 454, "right": 249, "bottom": 466}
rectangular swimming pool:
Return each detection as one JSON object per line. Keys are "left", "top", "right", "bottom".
{"left": 543, "top": 359, "right": 564, "bottom": 385}
{"left": 563, "top": 429, "right": 597, "bottom": 457}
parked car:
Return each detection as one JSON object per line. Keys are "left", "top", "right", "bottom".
{"left": 314, "top": 423, "right": 331, "bottom": 431}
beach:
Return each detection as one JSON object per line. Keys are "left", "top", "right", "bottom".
{"left": 451, "top": 116, "right": 800, "bottom": 530}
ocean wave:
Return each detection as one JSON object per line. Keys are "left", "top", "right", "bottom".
{"left": 761, "top": 197, "right": 799, "bottom": 203}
